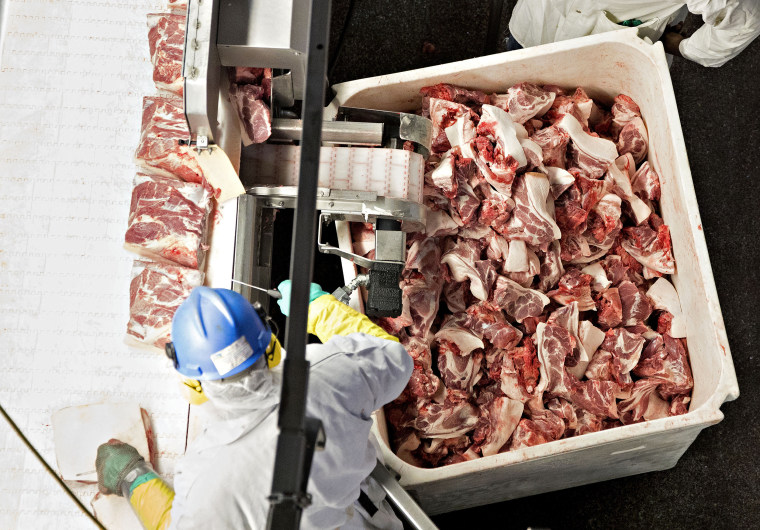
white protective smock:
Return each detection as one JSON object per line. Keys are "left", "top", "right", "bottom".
{"left": 509, "top": 0, "right": 760, "bottom": 67}
{"left": 169, "top": 333, "right": 413, "bottom": 529}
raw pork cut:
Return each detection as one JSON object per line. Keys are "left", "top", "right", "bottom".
{"left": 126, "top": 259, "right": 203, "bottom": 351}
{"left": 125, "top": 173, "right": 212, "bottom": 269}
{"left": 135, "top": 96, "right": 205, "bottom": 185}
{"left": 369, "top": 83, "right": 693, "bottom": 468}
{"left": 229, "top": 68, "right": 273, "bottom": 145}
{"left": 147, "top": 13, "right": 185, "bottom": 95}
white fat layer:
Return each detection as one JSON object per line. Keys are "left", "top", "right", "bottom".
{"left": 480, "top": 104, "right": 528, "bottom": 168}
{"left": 615, "top": 152, "right": 636, "bottom": 178}
{"left": 445, "top": 115, "right": 476, "bottom": 149}
{"left": 608, "top": 159, "right": 651, "bottom": 224}
{"left": 545, "top": 166, "right": 575, "bottom": 198}
{"left": 646, "top": 277, "right": 687, "bottom": 338}
{"left": 581, "top": 262, "right": 612, "bottom": 291}
{"left": 505, "top": 240, "right": 529, "bottom": 272}
{"left": 429, "top": 152, "right": 454, "bottom": 184}
{"left": 524, "top": 172, "right": 562, "bottom": 240}
{"left": 557, "top": 113, "right": 618, "bottom": 163}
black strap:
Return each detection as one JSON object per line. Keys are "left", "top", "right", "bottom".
{"left": 358, "top": 490, "right": 379, "bottom": 517}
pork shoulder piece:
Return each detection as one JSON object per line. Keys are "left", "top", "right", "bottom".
{"left": 546, "top": 397, "right": 578, "bottom": 432}
{"left": 601, "top": 328, "right": 646, "bottom": 375}
{"left": 421, "top": 83, "right": 489, "bottom": 110}
{"left": 503, "top": 172, "right": 561, "bottom": 245}
{"left": 405, "top": 236, "right": 442, "bottom": 278}
{"left": 500, "top": 340, "right": 541, "bottom": 402}
{"left": 408, "top": 365, "right": 443, "bottom": 399}
{"left": 538, "top": 240, "right": 564, "bottom": 291}
{"left": 490, "top": 275, "right": 550, "bottom": 323}
{"left": 617, "top": 117, "right": 649, "bottom": 164}
{"left": 547, "top": 303, "right": 595, "bottom": 380}
{"left": 428, "top": 98, "right": 476, "bottom": 153}
{"left": 610, "top": 94, "right": 641, "bottom": 139}
{"left": 535, "top": 322, "right": 576, "bottom": 397}
{"left": 508, "top": 416, "right": 559, "bottom": 450}
{"left": 617, "top": 378, "right": 671, "bottom": 424}
{"left": 147, "top": 13, "right": 185, "bottom": 96}
{"left": 229, "top": 82, "right": 272, "bottom": 145}
{"left": 531, "top": 125, "right": 570, "bottom": 169}
{"left": 409, "top": 397, "right": 480, "bottom": 439}
{"left": 465, "top": 302, "right": 523, "bottom": 350}
{"left": 633, "top": 334, "right": 694, "bottom": 398}
{"left": 547, "top": 268, "right": 596, "bottom": 311}
{"left": 491, "top": 82, "right": 556, "bottom": 124}
{"left": 125, "top": 173, "right": 212, "bottom": 269}
{"left": 596, "top": 286, "right": 623, "bottom": 329}
{"left": 556, "top": 114, "right": 618, "bottom": 178}
{"left": 135, "top": 96, "right": 205, "bottom": 185}
{"left": 126, "top": 259, "right": 203, "bottom": 351}
{"left": 437, "top": 341, "right": 483, "bottom": 393}
{"left": 621, "top": 224, "right": 676, "bottom": 276}
{"left": 434, "top": 313, "right": 486, "bottom": 356}
{"left": 569, "top": 378, "right": 620, "bottom": 418}
{"left": 646, "top": 277, "right": 687, "bottom": 338}
{"left": 575, "top": 407, "right": 604, "bottom": 435}
{"left": 403, "top": 273, "right": 443, "bottom": 339}
{"left": 473, "top": 397, "right": 524, "bottom": 456}
{"left": 607, "top": 160, "right": 651, "bottom": 225}
{"left": 441, "top": 240, "right": 494, "bottom": 301}
{"left": 631, "top": 161, "right": 662, "bottom": 201}
{"left": 587, "top": 193, "right": 622, "bottom": 243}
{"left": 618, "top": 280, "right": 652, "bottom": 326}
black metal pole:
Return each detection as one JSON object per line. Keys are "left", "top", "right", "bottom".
{"left": 266, "top": 0, "right": 331, "bottom": 528}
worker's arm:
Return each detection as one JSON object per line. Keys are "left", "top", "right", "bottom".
{"left": 679, "top": 0, "right": 760, "bottom": 66}
{"left": 96, "top": 440, "right": 174, "bottom": 530}
{"left": 277, "top": 280, "right": 399, "bottom": 343}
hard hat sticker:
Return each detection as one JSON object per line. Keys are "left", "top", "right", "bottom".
{"left": 210, "top": 336, "right": 254, "bottom": 376}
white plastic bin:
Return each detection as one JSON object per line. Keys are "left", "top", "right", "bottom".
{"left": 330, "top": 29, "right": 739, "bottom": 515}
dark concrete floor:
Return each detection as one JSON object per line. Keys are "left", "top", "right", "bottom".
{"left": 327, "top": 2, "right": 760, "bottom": 528}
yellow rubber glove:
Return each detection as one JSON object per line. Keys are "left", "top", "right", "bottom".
{"left": 129, "top": 477, "right": 174, "bottom": 530}
{"left": 307, "top": 294, "right": 399, "bottom": 344}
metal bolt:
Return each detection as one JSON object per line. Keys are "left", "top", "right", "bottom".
{"left": 329, "top": 201, "right": 334, "bottom": 207}
{"left": 189, "top": 67, "right": 198, "bottom": 79}
{"left": 192, "top": 39, "right": 199, "bottom": 50}
{"left": 278, "top": 201, "right": 284, "bottom": 207}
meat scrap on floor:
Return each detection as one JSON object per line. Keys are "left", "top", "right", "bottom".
{"left": 373, "top": 83, "right": 692, "bottom": 468}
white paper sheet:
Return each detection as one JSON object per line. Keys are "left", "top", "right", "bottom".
{"left": 0, "top": 1, "right": 190, "bottom": 528}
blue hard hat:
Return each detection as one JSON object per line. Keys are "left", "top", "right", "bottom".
{"left": 168, "top": 286, "right": 272, "bottom": 380}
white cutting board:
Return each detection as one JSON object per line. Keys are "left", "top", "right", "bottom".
{"left": 52, "top": 402, "right": 152, "bottom": 483}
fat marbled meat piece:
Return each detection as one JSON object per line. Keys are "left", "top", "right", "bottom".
{"left": 229, "top": 68, "right": 273, "bottom": 145}
{"left": 369, "top": 83, "right": 692, "bottom": 468}
{"left": 125, "top": 173, "right": 212, "bottom": 269}
{"left": 126, "top": 259, "right": 203, "bottom": 351}
{"left": 135, "top": 96, "right": 205, "bottom": 185}
{"left": 147, "top": 13, "right": 185, "bottom": 96}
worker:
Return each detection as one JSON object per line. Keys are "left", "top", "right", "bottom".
{"left": 95, "top": 282, "right": 412, "bottom": 529}
{"left": 507, "top": 0, "right": 760, "bottom": 67}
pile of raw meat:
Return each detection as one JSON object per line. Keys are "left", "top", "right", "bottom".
{"left": 125, "top": 3, "right": 272, "bottom": 351}
{"left": 372, "top": 82, "right": 693, "bottom": 467}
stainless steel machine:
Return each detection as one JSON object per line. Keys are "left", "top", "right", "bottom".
{"left": 182, "top": 0, "right": 431, "bottom": 318}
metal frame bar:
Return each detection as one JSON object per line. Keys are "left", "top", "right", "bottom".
{"left": 266, "top": 0, "right": 331, "bottom": 528}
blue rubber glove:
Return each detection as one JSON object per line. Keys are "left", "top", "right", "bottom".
{"left": 277, "top": 280, "right": 328, "bottom": 316}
